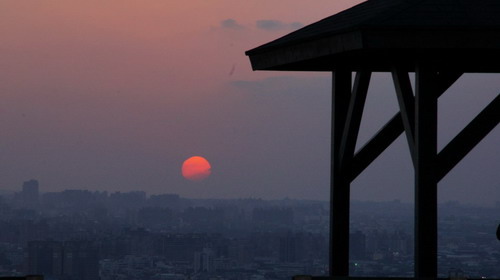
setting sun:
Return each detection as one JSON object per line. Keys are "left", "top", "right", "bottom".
{"left": 181, "top": 156, "right": 212, "bottom": 182}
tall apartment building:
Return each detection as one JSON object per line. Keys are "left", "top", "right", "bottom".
{"left": 26, "top": 241, "right": 63, "bottom": 278}
{"left": 194, "top": 248, "right": 215, "bottom": 272}
{"left": 21, "top": 180, "right": 39, "bottom": 209}
{"left": 26, "top": 240, "right": 98, "bottom": 280}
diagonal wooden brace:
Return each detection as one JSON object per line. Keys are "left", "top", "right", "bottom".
{"left": 437, "top": 93, "right": 500, "bottom": 181}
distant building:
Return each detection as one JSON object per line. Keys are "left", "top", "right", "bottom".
{"left": 159, "top": 233, "right": 208, "bottom": 262}
{"left": 26, "top": 240, "right": 98, "bottom": 280}
{"left": 350, "top": 231, "right": 366, "bottom": 260}
{"left": 21, "top": 180, "right": 39, "bottom": 208}
{"left": 253, "top": 207, "right": 294, "bottom": 226}
{"left": 194, "top": 248, "right": 215, "bottom": 272}
{"left": 26, "top": 240, "right": 63, "bottom": 278}
{"left": 280, "top": 231, "right": 297, "bottom": 263}
{"left": 62, "top": 241, "right": 99, "bottom": 280}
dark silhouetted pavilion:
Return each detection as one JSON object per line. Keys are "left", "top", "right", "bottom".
{"left": 246, "top": 0, "right": 500, "bottom": 278}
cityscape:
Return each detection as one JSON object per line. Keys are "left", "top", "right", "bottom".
{"left": 0, "top": 180, "right": 498, "bottom": 280}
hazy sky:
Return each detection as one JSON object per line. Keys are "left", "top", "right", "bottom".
{"left": 1, "top": 1, "right": 498, "bottom": 205}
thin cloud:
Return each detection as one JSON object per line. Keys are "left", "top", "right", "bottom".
{"left": 220, "top": 18, "right": 245, "bottom": 30}
{"left": 290, "top": 22, "right": 305, "bottom": 30}
{"left": 256, "top": 20, "right": 304, "bottom": 31}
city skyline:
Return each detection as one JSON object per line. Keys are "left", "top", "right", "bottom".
{"left": 1, "top": 1, "right": 498, "bottom": 206}
{"left": 1, "top": 183, "right": 498, "bottom": 279}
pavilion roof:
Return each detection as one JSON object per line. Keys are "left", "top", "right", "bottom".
{"left": 246, "top": 0, "right": 500, "bottom": 72}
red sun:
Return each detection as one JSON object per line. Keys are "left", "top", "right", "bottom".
{"left": 182, "top": 156, "right": 212, "bottom": 181}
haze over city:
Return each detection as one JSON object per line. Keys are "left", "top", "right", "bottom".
{"left": 1, "top": 1, "right": 498, "bottom": 205}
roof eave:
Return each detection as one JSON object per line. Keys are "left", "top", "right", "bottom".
{"left": 246, "top": 28, "right": 500, "bottom": 72}
{"left": 246, "top": 30, "right": 364, "bottom": 71}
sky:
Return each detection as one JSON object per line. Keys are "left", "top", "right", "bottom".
{"left": 1, "top": 1, "right": 498, "bottom": 205}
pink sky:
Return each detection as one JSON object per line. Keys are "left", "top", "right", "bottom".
{"left": 1, "top": 1, "right": 498, "bottom": 205}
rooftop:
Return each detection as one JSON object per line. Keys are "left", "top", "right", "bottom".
{"left": 246, "top": 0, "right": 500, "bottom": 72}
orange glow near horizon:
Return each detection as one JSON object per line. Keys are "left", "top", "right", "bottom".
{"left": 182, "top": 156, "right": 212, "bottom": 182}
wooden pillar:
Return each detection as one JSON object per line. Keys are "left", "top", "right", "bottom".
{"left": 414, "top": 63, "right": 438, "bottom": 279}
{"left": 330, "top": 69, "right": 351, "bottom": 277}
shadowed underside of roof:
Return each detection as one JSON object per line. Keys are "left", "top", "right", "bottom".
{"left": 246, "top": 0, "right": 500, "bottom": 72}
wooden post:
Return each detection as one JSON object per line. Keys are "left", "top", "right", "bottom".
{"left": 330, "top": 69, "right": 351, "bottom": 277}
{"left": 414, "top": 63, "right": 438, "bottom": 279}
